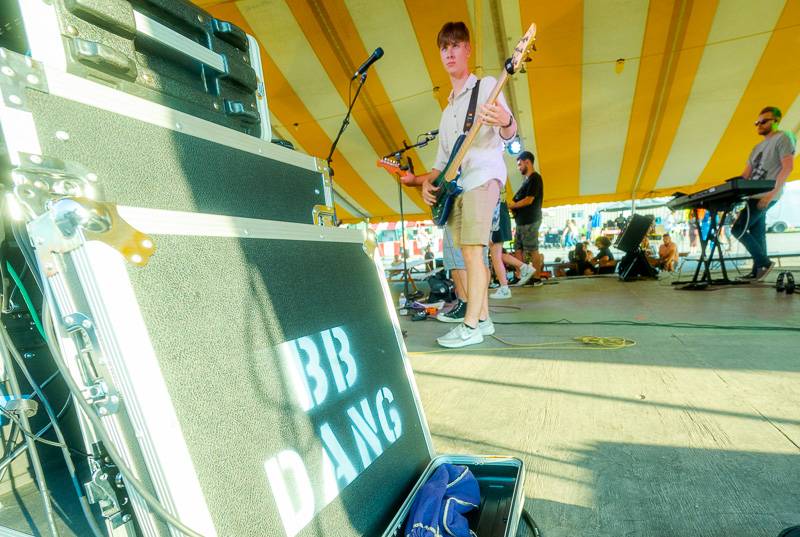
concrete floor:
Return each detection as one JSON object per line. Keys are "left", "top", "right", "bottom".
{"left": 401, "top": 269, "right": 800, "bottom": 537}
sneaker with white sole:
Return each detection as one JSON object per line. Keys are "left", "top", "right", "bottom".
{"left": 478, "top": 318, "right": 495, "bottom": 336}
{"left": 437, "top": 323, "right": 484, "bottom": 348}
{"left": 490, "top": 285, "right": 512, "bottom": 299}
{"left": 515, "top": 264, "right": 536, "bottom": 286}
{"left": 436, "top": 300, "right": 466, "bottom": 323}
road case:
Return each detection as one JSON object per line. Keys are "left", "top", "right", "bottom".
{"left": 0, "top": 0, "right": 270, "bottom": 139}
{"left": 0, "top": 49, "right": 331, "bottom": 226}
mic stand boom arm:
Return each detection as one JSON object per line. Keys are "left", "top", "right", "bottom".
{"left": 382, "top": 133, "right": 437, "bottom": 160}
{"left": 326, "top": 73, "right": 369, "bottom": 223}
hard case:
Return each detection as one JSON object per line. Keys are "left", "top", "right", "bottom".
{"left": 0, "top": 49, "right": 330, "bottom": 226}
{"left": 0, "top": 0, "right": 270, "bottom": 139}
{"left": 0, "top": 50, "right": 526, "bottom": 537}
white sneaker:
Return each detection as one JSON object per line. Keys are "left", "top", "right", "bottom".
{"left": 490, "top": 285, "right": 512, "bottom": 299}
{"left": 437, "top": 323, "right": 484, "bottom": 348}
{"left": 478, "top": 318, "right": 495, "bottom": 336}
{"left": 515, "top": 264, "right": 536, "bottom": 286}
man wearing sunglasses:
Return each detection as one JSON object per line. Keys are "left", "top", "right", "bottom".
{"left": 733, "top": 106, "right": 796, "bottom": 280}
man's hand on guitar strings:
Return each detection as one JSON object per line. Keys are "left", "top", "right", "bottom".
{"left": 422, "top": 179, "right": 439, "bottom": 206}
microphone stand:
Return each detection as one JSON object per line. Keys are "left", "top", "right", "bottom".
{"left": 383, "top": 133, "right": 437, "bottom": 300}
{"left": 326, "top": 73, "right": 368, "bottom": 224}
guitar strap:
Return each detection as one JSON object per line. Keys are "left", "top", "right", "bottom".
{"left": 462, "top": 79, "right": 481, "bottom": 133}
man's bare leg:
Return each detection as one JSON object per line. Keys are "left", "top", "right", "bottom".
{"left": 512, "top": 249, "right": 524, "bottom": 279}
{"left": 502, "top": 252, "right": 523, "bottom": 271}
{"left": 481, "top": 266, "right": 490, "bottom": 319}
{"left": 490, "top": 242, "right": 509, "bottom": 286}
{"left": 462, "top": 244, "right": 488, "bottom": 327}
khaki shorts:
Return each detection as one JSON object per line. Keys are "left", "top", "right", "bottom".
{"left": 449, "top": 179, "right": 501, "bottom": 247}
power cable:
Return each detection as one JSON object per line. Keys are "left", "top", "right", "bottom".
{"left": 4, "top": 223, "right": 204, "bottom": 535}
{"left": 410, "top": 334, "right": 635, "bottom": 355}
{"left": 0, "top": 396, "right": 73, "bottom": 476}
{"left": 490, "top": 318, "right": 800, "bottom": 332}
{"left": 41, "top": 305, "right": 206, "bottom": 537}
{"left": 521, "top": 509, "right": 542, "bottom": 537}
{"left": 0, "top": 326, "right": 106, "bottom": 537}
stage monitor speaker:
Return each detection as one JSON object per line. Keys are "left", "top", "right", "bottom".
{"left": 615, "top": 214, "right": 655, "bottom": 254}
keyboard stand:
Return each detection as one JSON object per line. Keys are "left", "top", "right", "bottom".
{"left": 673, "top": 206, "right": 749, "bottom": 290}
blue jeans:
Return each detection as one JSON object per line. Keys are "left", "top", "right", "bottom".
{"left": 442, "top": 225, "right": 488, "bottom": 271}
{"left": 731, "top": 198, "right": 775, "bottom": 269}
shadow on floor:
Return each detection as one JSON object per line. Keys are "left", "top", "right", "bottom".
{"left": 432, "top": 432, "right": 800, "bottom": 537}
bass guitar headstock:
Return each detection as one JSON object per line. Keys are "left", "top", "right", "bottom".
{"left": 506, "top": 23, "right": 537, "bottom": 74}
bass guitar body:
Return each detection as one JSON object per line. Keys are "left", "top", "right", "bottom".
{"left": 431, "top": 134, "right": 465, "bottom": 226}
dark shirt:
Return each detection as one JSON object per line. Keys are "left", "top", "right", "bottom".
{"left": 595, "top": 247, "right": 614, "bottom": 262}
{"left": 512, "top": 172, "right": 543, "bottom": 225}
{"left": 568, "top": 249, "right": 587, "bottom": 263}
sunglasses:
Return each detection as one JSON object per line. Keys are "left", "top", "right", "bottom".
{"left": 754, "top": 118, "right": 775, "bottom": 126}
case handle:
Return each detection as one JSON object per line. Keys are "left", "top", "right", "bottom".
{"left": 132, "top": 9, "right": 226, "bottom": 74}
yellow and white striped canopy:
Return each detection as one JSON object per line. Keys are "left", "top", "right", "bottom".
{"left": 198, "top": 0, "right": 800, "bottom": 223}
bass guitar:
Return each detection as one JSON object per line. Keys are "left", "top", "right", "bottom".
{"left": 430, "top": 23, "right": 537, "bottom": 226}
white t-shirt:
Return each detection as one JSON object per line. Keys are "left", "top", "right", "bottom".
{"left": 433, "top": 73, "right": 511, "bottom": 192}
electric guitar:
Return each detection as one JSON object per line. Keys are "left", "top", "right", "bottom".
{"left": 376, "top": 155, "right": 413, "bottom": 177}
{"left": 430, "top": 23, "right": 537, "bottom": 226}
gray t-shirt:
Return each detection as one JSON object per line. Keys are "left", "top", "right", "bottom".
{"left": 748, "top": 131, "right": 796, "bottom": 182}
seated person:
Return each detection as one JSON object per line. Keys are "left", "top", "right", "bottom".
{"left": 642, "top": 237, "right": 659, "bottom": 266}
{"left": 657, "top": 233, "right": 679, "bottom": 271}
{"left": 590, "top": 236, "right": 616, "bottom": 274}
{"left": 556, "top": 242, "right": 593, "bottom": 277}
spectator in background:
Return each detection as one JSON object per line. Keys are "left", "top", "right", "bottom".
{"left": 508, "top": 151, "right": 542, "bottom": 284}
{"left": 656, "top": 233, "right": 679, "bottom": 272}
{"left": 591, "top": 236, "right": 616, "bottom": 274}
{"left": 561, "top": 219, "right": 577, "bottom": 247}
{"left": 424, "top": 245, "right": 435, "bottom": 273}
{"left": 555, "top": 242, "right": 593, "bottom": 277}
{"left": 489, "top": 191, "right": 516, "bottom": 299}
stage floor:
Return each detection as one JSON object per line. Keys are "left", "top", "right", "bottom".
{"left": 401, "top": 268, "right": 800, "bottom": 537}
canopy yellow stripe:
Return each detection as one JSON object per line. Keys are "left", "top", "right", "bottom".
{"left": 634, "top": 0, "right": 719, "bottom": 195}
{"left": 616, "top": 0, "right": 689, "bottom": 197}
{"left": 697, "top": 0, "right": 800, "bottom": 183}
{"left": 205, "top": 2, "right": 397, "bottom": 218}
{"left": 520, "top": 1, "right": 583, "bottom": 202}
{"left": 284, "top": 0, "right": 428, "bottom": 211}
{"left": 403, "top": 0, "right": 474, "bottom": 110}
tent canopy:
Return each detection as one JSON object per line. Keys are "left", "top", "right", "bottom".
{"left": 197, "top": 0, "right": 800, "bottom": 223}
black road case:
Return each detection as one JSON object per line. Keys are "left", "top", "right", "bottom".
{"left": 0, "top": 0, "right": 270, "bottom": 139}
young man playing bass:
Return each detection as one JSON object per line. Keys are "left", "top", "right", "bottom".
{"left": 401, "top": 21, "right": 517, "bottom": 348}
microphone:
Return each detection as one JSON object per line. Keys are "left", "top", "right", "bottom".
{"left": 352, "top": 47, "right": 384, "bottom": 80}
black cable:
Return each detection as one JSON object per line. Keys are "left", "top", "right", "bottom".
{"left": 41, "top": 305, "right": 206, "bottom": 537}
{"left": 0, "top": 406, "right": 92, "bottom": 459}
{"left": 520, "top": 509, "right": 542, "bottom": 537}
{"left": 492, "top": 318, "right": 800, "bottom": 332}
{"left": 0, "top": 396, "right": 75, "bottom": 474}
{"left": 0, "top": 326, "right": 106, "bottom": 537}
